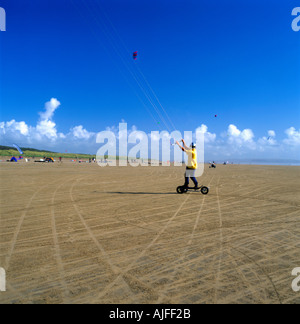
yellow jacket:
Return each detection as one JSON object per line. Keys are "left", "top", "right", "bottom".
{"left": 185, "top": 148, "right": 197, "bottom": 169}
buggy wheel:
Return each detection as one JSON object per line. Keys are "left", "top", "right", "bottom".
{"left": 177, "top": 186, "right": 188, "bottom": 194}
{"left": 177, "top": 186, "right": 184, "bottom": 194}
{"left": 201, "top": 186, "right": 209, "bottom": 195}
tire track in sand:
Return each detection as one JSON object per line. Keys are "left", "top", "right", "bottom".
{"left": 69, "top": 177, "right": 140, "bottom": 303}
{"left": 3, "top": 181, "right": 60, "bottom": 271}
{"left": 212, "top": 177, "right": 284, "bottom": 304}
{"left": 214, "top": 177, "right": 224, "bottom": 303}
{"left": 230, "top": 246, "right": 283, "bottom": 304}
{"left": 50, "top": 178, "right": 76, "bottom": 303}
{"left": 156, "top": 175, "right": 215, "bottom": 303}
{"left": 90, "top": 192, "right": 191, "bottom": 303}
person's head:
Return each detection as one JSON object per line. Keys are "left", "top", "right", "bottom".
{"left": 190, "top": 142, "right": 196, "bottom": 149}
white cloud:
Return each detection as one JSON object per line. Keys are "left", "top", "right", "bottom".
{"left": 268, "top": 130, "right": 276, "bottom": 138}
{"left": 58, "top": 133, "right": 66, "bottom": 139}
{"left": 283, "top": 127, "right": 300, "bottom": 146}
{"left": 0, "top": 120, "right": 29, "bottom": 136}
{"left": 241, "top": 128, "right": 254, "bottom": 142}
{"left": 227, "top": 124, "right": 241, "bottom": 137}
{"left": 15, "top": 121, "right": 29, "bottom": 136}
{"left": 258, "top": 130, "right": 277, "bottom": 147}
{"left": 106, "top": 123, "right": 140, "bottom": 140}
{"left": 196, "top": 124, "right": 216, "bottom": 143}
{"left": 1, "top": 98, "right": 300, "bottom": 161}
{"left": 72, "top": 125, "right": 94, "bottom": 139}
{"left": 226, "top": 124, "right": 254, "bottom": 146}
{"left": 34, "top": 98, "right": 61, "bottom": 140}
{"left": 36, "top": 119, "right": 58, "bottom": 139}
{"left": 0, "top": 99, "right": 68, "bottom": 150}
{"left": 39, "top": 98, "right": 61, "bottom": 121}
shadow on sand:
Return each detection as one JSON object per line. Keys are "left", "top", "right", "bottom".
{"left": 106, "top": 191, "right": 178, "bottom": 195}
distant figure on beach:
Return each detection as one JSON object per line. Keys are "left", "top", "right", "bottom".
{"left": 176, "top": 139, "right": 198, "bottom": 188}
{"left": 209, "top": 161, "right": 216, "bottom": 168}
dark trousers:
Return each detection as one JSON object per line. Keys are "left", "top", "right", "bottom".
{"left": 184, "top": 168, "right": 198, "bottom": 187}
{"left": 185, "top": 177, "right": 198, "bottom": 187}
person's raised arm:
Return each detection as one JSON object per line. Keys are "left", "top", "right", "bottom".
{"left": 176, "top": 141, "right": 185, "bottom": 152}
{"left": 181, "top": 139, "right": 190, "bottom": 150}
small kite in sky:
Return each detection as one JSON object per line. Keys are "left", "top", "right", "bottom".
{"left": 133, "top": 51, "right": 138, "bottom": 60}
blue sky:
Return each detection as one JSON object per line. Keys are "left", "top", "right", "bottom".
{"left": 0, "top": 0, "right": 299, "bottom": 161}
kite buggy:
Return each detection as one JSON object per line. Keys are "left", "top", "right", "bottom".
{"left": 175, "top": 139, "right": 210, "bottom": 195}
{"left": 176, "top": 185, "right": 209, "bottom": 195}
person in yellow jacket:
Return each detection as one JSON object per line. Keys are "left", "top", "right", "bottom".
{"left": 176, "top": 139, "right": 199, "bottom": 188}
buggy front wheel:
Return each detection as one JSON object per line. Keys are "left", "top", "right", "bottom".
{"left": 201, "top": 186, "right": 209, "bottom": 195}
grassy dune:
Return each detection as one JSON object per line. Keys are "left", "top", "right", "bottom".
{"left": 0, "top": 145, "right": 96, "bottom": 159}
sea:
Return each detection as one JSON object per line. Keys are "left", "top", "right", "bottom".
{"left": 208, "top": 159, "right": 300, "bottom": 166}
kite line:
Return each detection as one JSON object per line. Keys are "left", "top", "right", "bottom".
{"left": 69, "top": 0, "right": 177, "bottom": 133}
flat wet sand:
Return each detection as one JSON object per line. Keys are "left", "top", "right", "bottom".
{"left": 0, "top": 162, "right": 299, "bottom": 304}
